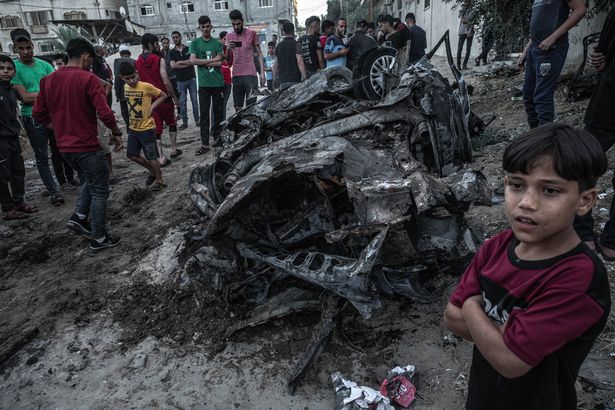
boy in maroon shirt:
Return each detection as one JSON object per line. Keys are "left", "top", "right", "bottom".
{"left": 444, "top": 123, "right": 611, "bottom": 409}
{"left": 33, "top": 38, "right": 123, "bottom": 251}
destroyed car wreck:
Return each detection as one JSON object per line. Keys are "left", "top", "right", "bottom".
{"left": 186, "top": 34, "right": 492, "bottom": 391}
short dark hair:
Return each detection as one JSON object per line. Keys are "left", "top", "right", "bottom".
{"left": 367, "top": 22, "right": 376, "bottom": 30}
{"left": 335, "top": 17, "right": 347, "bottom": 24}
{"left": 198, "top": 15, "right": 211, "bottom": 26}
{"left": 267, "top": 41, "right": 276, "bottom": 48}
{"left": 378, "top": 15, "right": 394, "bottom": 26}
{"left": 282, "top": 22, "right": 294, "bottom": 35}
{"left": 405, "top": 13, "right": 416, "bottom": 22}
{"left": 321, "top": 19, "right": 334, "bottom": 32}
{"left": 306, "top": 16, "right": 320, "bottom": 27}
{"left": 141, "top": 33, "right": 159, "bottom": 50}
{"left": 272, "top": 33, "right": 278, "bottom": 38}
{"left": 160, "top": 36, "right": 169, "bottom": 42}
{"left": 0, "top": 54, "right": 16, "bottom": 71}
{"left": 356, "top": 19, "right": 368, "bottom": 29}
{"left": 171, "top": 31, "right": 181, "bottom": 37}
{"left": 54, "top": 53, "right": 69, "bottom": 64}
{"left": 119, "top": 61, "right": 136, "bottom": 76}
{"left": 393, "top": 17, "right": 401, "bottom": 26}
{"left": 66, "top": 38, "right": 95, "bottom": 59}
{"left": 229, "top": 9, "right": 243, "bottom": 21}
{"left": 219, "top": 31, "right": 227, "bottom": 39}
{"left": 120, "top": 50, "right": 131, "bottom": 56}
{"left": 503, "top": 123, "right": 607, "bottom": 191}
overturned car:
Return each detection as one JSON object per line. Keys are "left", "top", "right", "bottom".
{"left": 187, "top": 33, "right": 490, "bottom": 389}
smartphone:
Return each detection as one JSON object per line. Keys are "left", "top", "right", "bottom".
{"left": 230, "top": 40, "right": 242, "bottom": 48}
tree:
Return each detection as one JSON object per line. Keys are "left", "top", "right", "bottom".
{"left": 325, "top": 0, "right": 369, "bottom": 33}
{"left": 50, "top": 26, "right": 84, "bottom": 52}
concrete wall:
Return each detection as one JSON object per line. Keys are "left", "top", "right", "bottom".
{"left": 371, "top": 0, "right": 605, "bottom": 71}
{"left": 126, "top": 0, "right": 294, "bottom": 44}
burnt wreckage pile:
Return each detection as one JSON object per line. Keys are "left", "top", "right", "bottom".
{"left": 187, "top": 41, "right": 491, "bottom": 390}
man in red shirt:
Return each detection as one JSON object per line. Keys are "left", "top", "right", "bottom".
{"left": 33, "top": 38, "right": 123, "bottom": 251}
{"left": 135, "top": 33, "right": 181, "bottom": 167}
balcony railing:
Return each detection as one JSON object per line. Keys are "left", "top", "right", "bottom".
{"left": 30, "top": 24, "right": 48, "bottom": 34}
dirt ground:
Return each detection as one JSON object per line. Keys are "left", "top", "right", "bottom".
{"left": 1, "top": 60, "right": 614, "bottom": 410}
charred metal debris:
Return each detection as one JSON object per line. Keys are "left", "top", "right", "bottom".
{"left": 185, "top": 33, "right": 491, "bottom": 391}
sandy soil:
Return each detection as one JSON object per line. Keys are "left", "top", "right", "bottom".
{"left": 0, "top": 60, "right": 613, "bottom": 409}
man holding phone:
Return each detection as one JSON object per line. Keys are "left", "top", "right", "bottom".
{"left": 225, "top": 9, "right": 265, "bottom": 112}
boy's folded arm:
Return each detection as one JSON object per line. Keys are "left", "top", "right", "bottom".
{"left": 443, "top": 302, "right": 473, "bottom": 341}
{"left": 462, "top": 297, "right": 532, "bottom": 379}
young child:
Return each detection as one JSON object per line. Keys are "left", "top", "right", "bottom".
{"left": 0, "top": 54, "right": 38, "bottom": 227}
{"left": 444, "top": 123, "right": 611, "bottom": 409}
{"left": 119, "top": 62, "right": 166, "bottom": 190}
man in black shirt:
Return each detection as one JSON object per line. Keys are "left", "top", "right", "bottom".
{"left": 92, "top": 44, "right": 113, "bottom": 107}
{"left": 378, "top": 14, "right": 409, "bottom": 50}
{"left": 297, "top": 16, "right": 323, "bottom": 78}
{"left": 347, "top": 19, "right": 377, "bottom": 71}
{"left": 169, "top": 31, "right": 199, "bottom": 129}
{"left": 274, "top": 22, "right": 304, "bottom": 89}
{"left": 113, "top": 45, "right": 134, "bottom": 130}
{"left": 405, "top": 13, "right": 427, "bottom": 64}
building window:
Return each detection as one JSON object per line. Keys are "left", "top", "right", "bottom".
{"left": 0, "top": 15, "right": 22, "bottom": 28}
{"left": 140, "top": 5, "right": 155, "bottom": 16}
{"left": 213, "top": 1, "right": 229, "bottom": 10}
{"left": 259, "top": 0, "right": 273, "bottom": 7}
{"left": 64, "top": 11, "right": 86, "bottom": 20}
{"left": 167, "top": 2, "right": 172, "bottom": 8}
{"left": 180, "top": 2, "right": 195, "bottom": 13}
{"left": 424, "top": 0, "right": 430, "bottom": 9}
{"left": 39, "top": 42, "right": 55, "bottom": 53}
{"left": 25, "top": 10, "right": 52, "bottom": 26}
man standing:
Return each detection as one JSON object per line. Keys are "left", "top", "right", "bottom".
{"left": 297, "top": 16, "right": 323, "bottom": 78}
{"left": 190, "top": 15, "right": 225, "bottom": 155}
{"left": 135, "top": 33, "right": 181, "bottom": 166}
{"left": 320, "top": 20, "right": 335, "bottom": 49}
{"left": 92, "top": 45, "right": 113, "bottom": 106}
{"left": 405, "top": 13, "right": 427, "bottom": 64}
{"left": 378, "top": 14, "right": 409, "bottom": 50}
{"left": 33, "top": 38, "right": 123, "bottom": 251}
{"left": 264, "top": 42, "right": 277, "bottom": 91}
{"left": 226, "top": 9, "right": 266, "bottom": 112}
{"left": 346, "top": 19, "right": 377, "bottom": 71}
{"left": 10, "top": 28, "right": 64, "bottom": 206}
{"left": 161, "top": 37, "right": 179, "bottom": 103}
{"left": 272, "top": 34, "right": 278, "bottom": 45}
{"left": 170, "top": 31, "right": 199, "bottom": 130}
{"left": 275, "top": 22, "right": 304, "bottom": 89}
{"left": 519, "top": 0, "right": 587, "bottom": 128}
{"left": 218, "top": 31, "right": 233, "bottom": 122}
{"left": 457, "top": 2, "right": 475, "bottom": 70}
{"left": 113, "top": 45, "right": 135, "bottom": 130}
{"left": 324, "top": 18, "right": 349, "bottom": 67}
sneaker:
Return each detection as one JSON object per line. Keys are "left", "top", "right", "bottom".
{"left": 90, "top": 234, "right": 121, "bottom": 251}
{"left": 67, "top": 213, "right": 91, "bottom": 236}
{"left": 179, "top": 123, "right": 188, "bottom": 130}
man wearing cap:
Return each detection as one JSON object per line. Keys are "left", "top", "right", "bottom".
{"left": 346, "top": 19, "right": 377, "bottom": 71}
{"left": 10, "top": 28, "right": 64, "bottom": 206}
{"left": 113, "top": 45, "right": 135, "bottom": 130}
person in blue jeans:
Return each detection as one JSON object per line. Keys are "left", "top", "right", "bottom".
{"left": 170, "top": 31, "right": 199, "bottom": 129}
{"left": 518, "top": 0, "right": 587, "bottom": 128}
{"left": 10, "top": 28, "right": 64, "bottom": 206}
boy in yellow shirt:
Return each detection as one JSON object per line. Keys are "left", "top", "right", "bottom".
{"left": 119, "top": 62, "right": 166, "bottom": 189}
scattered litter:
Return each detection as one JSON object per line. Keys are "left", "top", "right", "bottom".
{"left": 331, "top": 372, "right": 394, "bottom": 410}
{"left": 380, "top": 365, "right": 418, "bottom": 408}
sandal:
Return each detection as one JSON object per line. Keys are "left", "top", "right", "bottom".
{"left": 170, "top": 149, "right": 183, "bottom": 159}
{"left": 15, "top": 202, "right": 38, "bottom": 214}
{"left": 1, "top": 226, "right": 14, "bottom": 238}
{"left": 3, "top": 209, "right": 29, "bottom": 220}
{"left": 195, "top": 146, "right": 210, "bottom": 156}
{"left": 149, "top": 181, "right": 167, "bottom": 191}
{"left": 160, "top": 158, "right": 172, "bottom": 167}
{"left": 51, "top": 193, "right": 65, "bottom": 207}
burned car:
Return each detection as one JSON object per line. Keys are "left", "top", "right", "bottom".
{"left": 187, "top": 32, "right": 490, "bottom": 389}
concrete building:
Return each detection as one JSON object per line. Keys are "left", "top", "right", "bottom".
{"left": 366, "top": 0, "right": 605, "bottom": 70}
{"left": 0, "top": 0, "right": 140, "bottom": 57}
{"left": 126, "top": 0, "right": 297, "bottom": 44}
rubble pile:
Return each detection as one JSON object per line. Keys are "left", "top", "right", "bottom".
{"left": 185, "top": 49, "right": 492, "bottom": 390}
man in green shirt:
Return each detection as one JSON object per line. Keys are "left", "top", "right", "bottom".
{"left": 189, "top": 15, "right": 224, "bottom": 155}
{"left": 10, "top": 28, "right": 64, "bottom": 206}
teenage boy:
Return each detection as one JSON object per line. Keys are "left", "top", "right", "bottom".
{"left": 135, "top": 33, "right": 181, "bottom": 166}
{"left": 297, "top": 16, "right": 323, "bottom": 78}
{"left": 405, "top": 13, "right": 427, "bottom": 64}
{"left": 519, "top": 0, "right": 587, "bottom": 128}
{"left": 218, "top": 31, "right": 233, "bottom": 122}
{"left": 33, "top": 38, "right": 123, "bottom": 251}
{"left": 346, "top": 19, "right": 377, "bottom": 71}
{"left": 10, "top": 28, "right": 64, "bottom": 206}
{"left": 190, "top": 15, "right": 225, "bottom": 155}
{"left": 53, "top": 53, "right": 68, "bottom": 68}
{"left": 113, "top": 45, "right": 135, "bottom": 130}
{"left": 324, "top": 18, "right": 349, "bottom": 67}
{"left": 264, "top": 42, "right": 276, "bottom": 91}
{"left": 378, "top": 14, "right": 409, "bottom": 51}
{"left": 444, "top": 123, "right": 611, "bottom": 409}
{"left": 119, "top": 62, "right": 166, "bottom": 190}
{"left": 0, "top": 54, "right": 37, "bottom": 222}
{"left": 275, "top": 22, "right": 304, "bottom": 89}
{"left": 169, "top": 31, "right": 199, "bottom": 130}
{"left": 92, "top": 45, "right": 113, "bottom": 107}
{"left": 320, "top": 20, "right": 335, "bottom": 49}
{"left": 226, "top": 9, "right": 266, "bottom": 112}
